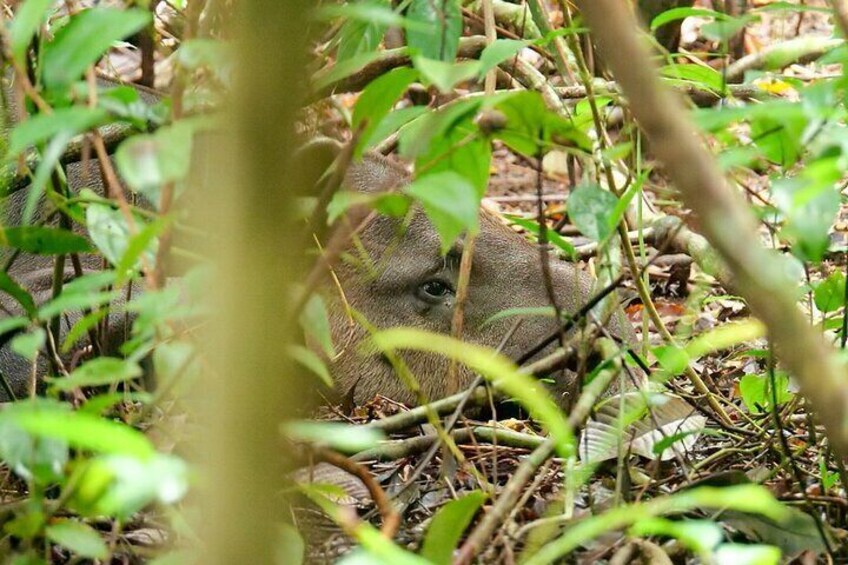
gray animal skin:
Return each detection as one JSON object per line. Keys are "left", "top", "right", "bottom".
{"left": 324, "top": 152, "right": 636, "bottom": 407}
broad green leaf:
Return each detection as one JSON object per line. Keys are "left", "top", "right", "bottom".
{"left": 814, "top": 271, "right": 846, "bottom": 314}
{"left": 41, "top": 7, "right": 151, "bottom": 89}
{"left": 630, "top": 518, "right": 723, "bottom": 555}
{"left": 413, "top": 57, "right": 480, "bottom": 93}
{"left": 86, "top": 196, "right": 156, "bottom": 267}
{"left": 335, "top": 0, "right": 390, "bottom": 63}
{"left": 327, "top": 191, "right": 412, "bottom": 225}
{"left": 277, "top": 523, "right": 305, "bottom": 565}
{"left": 567, "top": 183, "right": 619, "bottom": 242}
{"left": 317, "top": 2, "right": 407, "bottom": 27}
{"left": 478, "top": 39, "right": 527, "bottom": 77}
{"left": 23, "top": 129, "right": 73, "bottom": 224}
{"left": 11, "top": 327, "right": 45, "bottom": 361}
{"left": 352, "top": 67, "right": 419, "bottom": 156}
{"left": 701, "top": 15, "right": 755, "bottom": 43}
{"left": 62, "top": 309, "right": 109, "bottom": 353}
{"left": 421, "top": 491, "right": 487, "bottom": 564}
{"left": 9, "top": 0, "right": 54, "bottom": 65}
{"left": 404, "top": 171, "right": 480, "bottom": 254}
{"left": 0, "top": 271, "right": 37, "bottom": 317}
{"left": 47, "top": 358, "right": 142, "bottom": 392}
{"left": 115, "top": 120, "right": 198, "bottom": 204}
{"left": 0, "top": 419, "right": 67, "bottom": 484}
{"left": 72, "top": 453, "right": 188, "bottom": 520}
{"left": 370, "top": 328, "right": 575, "bottom": 458}
{"left": 45, "top": 520, "right": 108, "bottom": 560}
{"left": 299, "top": 294, "right": 335, "bottom": 358}
{"left": 0, "top": 227, "right": 91, "bottom": 255}
{"left": 406, "top": 0, "right": 462, "bottom": 61}
{"left": 0, "top": 316, "right": 30, "bottom": 336}
{"left": 283, "top": 421, "right": 385, "bottom": 453}
{"left": 414, "top": 116, "right": 491, "bottom": 195}
{"left": 37, "top": 290, "right": 117, "bottom": 321}
{"left": 712, "top": 544, "right": 780, "bottom": 565}
{"left": 650, "top": 8, "right": 729, "bottom": 30}
{"left": 660, "top": 63, "right": 724, "bottom": 93}
{"left": 495, "top": 91, "right": 590, "bottom": 155}
{"left": 0, "top": 400, "right": 154, "bottom": 458}
{"left": 505, "top": 215, "right": 576, "bottom": 259}
{"left": 686, "top": 319, "right": 766, "bottom": 359}
{"left": 751, "top": 112, "right": 807, "bottom": 168}
{"left": 739, "top": 372, "right": 793, "bottom": 414}
{"left": 772, "top": 167, "right": 840, "bottom": 262}
{"left": 115, "top": 217, "right": 169, "bottom": 284}
{"left": 287, "top": 344, "right": 333, "bottom": 387}
{"left": 398, "top": 98, "right": 483, "bottom": 159}
{"left": 312, "top": 49, "right": 386, "bottom": 92}
{"left": 8, "top": 107, "right": 110, "bottom": 158}
{"left": 653, "top": 345, "right": 690, "bottom": 377}
{"left": 361, "top": 105, "right": 428, "bottom": 152}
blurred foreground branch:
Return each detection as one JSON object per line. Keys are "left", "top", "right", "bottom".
{"left": 198, "top": 0, "right": 313, "bottom": 561}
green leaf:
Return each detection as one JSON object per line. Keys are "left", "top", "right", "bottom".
{"left": 525, "top": 485, "right": 788, "bottom": 565}
{"left": 37, "top": 290, "right": 117, "bottom": 321}
{"left": 370, "top": 328, "right": 575, "bottom": 458}
{"left": 8, "top": 107, "right": 110, "bottom": 158}
{"left": 45, "top": 520, "right": 108, "bottom": 560}
{"left": 299, "top": 294, "right": 335, "bottom": 358}
{"left": 312, "top": 49, "right": 386, "bottom": 92}
{"left": 0, "top": 316, "right": 30, "bottom": 337}
{"left": 353, "top": 67, "right": 419, "bottom": 156}
{"left": 48, "top": 358, "right": 142, "bottom": 392}
{"left": 115, "top": 120, "right": 198, "bottom": 204}
{"left": 751, "top": 113, "right": 807, "bottom": 168}
{"left": 72, "top": 453, "right": 188, "bottom": 520}
{"left": 505, "top": 215, "right": 576, "bottom": 259}
{"left": 653, "top": 345, "right": 690, "bottom": 377}
{"left": 0, "top": 271, "right": 37, "bottom": 317}
{"left": 327, "top": 191, "right": 412, "bottom": 225}
{"left": 659, "top": 63, "right": 725, "bottom": 93}
{"left": 739, "top": 372, "right": 793, "bottom": 414}
{"left": 276, "top": 523, "right": 305, "bottom": 565}
{"left": 566, "top": 183, "right": 619, "bottom": 242}
{"left": 115, "top": 217, "right": 169, "bottom": 284}
{"left": 287, "top": 344, "right": 333, "bottom": 387}
{"left": 421, "top": 491, "right": 487, "bottom": 564}
{"left": 41, "top": 7, "right": 152, "bottom": 89}
{"left": 335, "top": 0, "right": 390, "bottom": 63}
{"left": 0, "top": 419, "right": 67, "bottom": 484}
{"left": 283, "top": 421, "right": 385, "bottom": 453}
{"left": 11, "top": 327, "right": 45, "bottom": 361}
{"left": 629, "top": 518, "right": 723, "bottom": 555}
{"left": 701, "top": 15, "right": 755, "bottom": 43}
{"left": 494, "top": 91, "right": 590, "bottom": 155}
{"left": 478, "top": 39, "right": 527, "bottom": 77}
{"left": 62, "top": 309, "right": 109, "bottom": 354}
{"left": 9, "top": 0, "right": 54, "bottom": 65}
{"left": 0, "top": 227, "right": 91, "bottom": 255}
{"left": 405, "top": 171, "right": 480, "bottom": 253}
{"left": 712, "top": 544, "right": 780, "bottom": 565}
{"left": 406, "top": 0, "right": 462, "bottom": 61}
{"left": 650, "top": 7, "right": 729, "bottom": 30}
{"left": 86, "top": 197, "right": 155, "bottom": 267}
{"left": 772, "top": 168, "right": 839, "bottom": 262}
{"left": 361, "top": 105, "right": 428, "bottom": 152}
{"left": 0, "top": 400, "right": 155, "bottom": 458}
{"left": 413, "top": 57, "right": 481, "bottom": 93}
{"left": 814, "top": 271, "right": 846, "bottom": 314}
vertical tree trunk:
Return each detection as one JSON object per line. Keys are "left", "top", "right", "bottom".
{"left": 197, "top": 0, "right": 314, "bottom": 561}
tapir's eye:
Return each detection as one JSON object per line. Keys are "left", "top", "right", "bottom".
{"left": 418, "top": 279, "right": 453, "bottom": 302}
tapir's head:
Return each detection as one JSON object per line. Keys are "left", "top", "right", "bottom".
{"left": 322, "top": 152, "right": 635, "bottom": 407}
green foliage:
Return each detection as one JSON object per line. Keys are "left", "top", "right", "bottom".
{"left": 406, "top": 0, "right": 462, "bottom": 61}
{"left": 420, "top": 491, "right": 487, "bottom": 563}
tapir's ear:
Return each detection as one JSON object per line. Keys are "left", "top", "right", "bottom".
{"left": 295, "top": 136, "right": 343, "bottom": 192}
{"left": 344, "top": 152, "right": 410, "bottom": 194}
